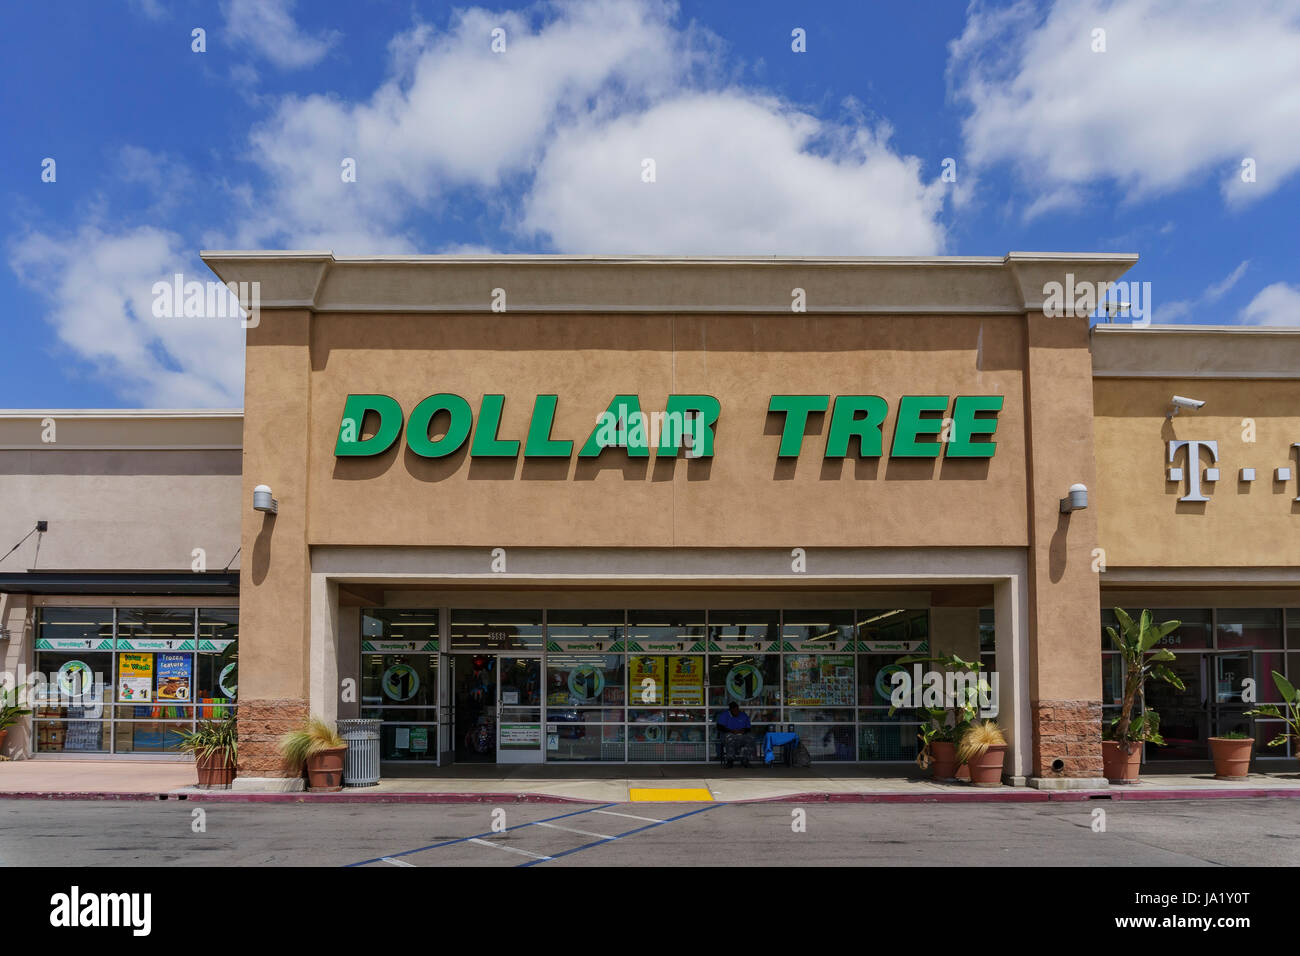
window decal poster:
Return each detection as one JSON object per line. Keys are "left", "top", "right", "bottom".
{"left": 667, "top": 655, "right": 704, "bottom": 706}
{"left": 156, "top": 653, "right": 192, "bottom": 702}
{"left": 628, "top": 656, "right": 665, "bottom": 703}
{"left": 117, "top": 653, "right": 153, "bottom": 702}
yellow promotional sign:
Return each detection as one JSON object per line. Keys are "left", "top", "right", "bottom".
{"left": 667, "top": 655, "right": 704, "bottom": 706}
{"left": 117, "top": 653, "right": 154, "bottom": 703}
{"left": 628, "top": 656, "right": 665, "bottom": 704}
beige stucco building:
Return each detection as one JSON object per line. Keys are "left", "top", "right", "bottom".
{"left": 2, "top": 253, "right": 1296, "bottom": 787}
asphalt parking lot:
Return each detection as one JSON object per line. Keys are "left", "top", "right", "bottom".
{"left": 2, "top": 797, "right": 1299, "bottom": 867}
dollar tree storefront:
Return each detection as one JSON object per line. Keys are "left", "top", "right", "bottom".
{"left": 7, "top": 255, "right": 1298, "bottom": 786}
{"left": 198, "top": 250, "right": 1135, "bottom": 790}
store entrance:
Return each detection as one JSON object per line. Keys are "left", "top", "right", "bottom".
{"left": 451, "top": 654, "right": 543, "bottom": 764}
{"left": 1143, "top": 651, "right": 1256, "bottom": 761}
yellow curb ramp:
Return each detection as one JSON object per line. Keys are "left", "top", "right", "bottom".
{"left": 629, "top": 787, "right": 714, "bottom": 802}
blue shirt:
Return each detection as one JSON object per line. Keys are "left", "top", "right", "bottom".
{"left": 718, "top": 710, "right": 750, "bottom": 731}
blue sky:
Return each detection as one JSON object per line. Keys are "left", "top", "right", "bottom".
{"left": 2, "top": 0, "right": 1298, "bottom": 408}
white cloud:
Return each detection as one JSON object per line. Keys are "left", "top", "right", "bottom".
{"left": 1239, "top": 283, "right": 1300, "bottom": 326}
{"left": 950, "top": 0, "right": 1300, "bottom": 208}
{"left": 231, "top": 0, "right": 695, "bottom": 251}
{"left": 10, "top": 226, "right": 244, "bottom": 406}
{"left": 521, "top": 93, "right": 946, "bottom": 254}
{"left": 1203, "top": 260, "right": 1249, "bottom": 302}
{"left": 1155, "top": 260, "right": 1248, "bottom": 322}
{"left": 221, "top": 0, "right": 340, "bottom": 70}
{"left": 231, "top": 0, "right": 946, "bottom": 255}
{"left": 17, "top": 0, "right": 953, "bottom": 408}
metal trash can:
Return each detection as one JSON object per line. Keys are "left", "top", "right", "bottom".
{"left": 338, "top": 718, "right": 382, "bottom": 787}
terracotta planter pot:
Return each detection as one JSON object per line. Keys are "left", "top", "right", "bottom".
{"left": 195, "top": 750, "right": 236, "bottom": 789}
{"left": 305, "top": 745, "right": 347, "bottom": 792}
{"left": 930, "top": 741, "right": 967, "bottom": 781}
{"left": 1208, "top": 737, "right": 1254, "bottom": 780}
{"left": 967, "top": 744, "right": 1007, "bottom": 787}
{"left": 1102, "top": 740, "right": 1142, "bottom": 783}
{"left": 0, "top": 728, "right": 9, "bottom": 754}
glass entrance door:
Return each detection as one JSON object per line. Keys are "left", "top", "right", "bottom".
{"left": 1142, "top": 653, "right": 1207, "bottom": 760}
{"left": 452, "top": 654, "right": 497, "bottom": 763}
{"left": 496, "top": 655, "right": 543, "bottom": 763}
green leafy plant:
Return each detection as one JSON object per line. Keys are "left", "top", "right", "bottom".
{"left": 278, "top": 716, "right": 345, "bottom": 772}
{"left": 0, "top": 684, "right": 32, "bottom": 733}
{"left": 891, "top": 652, "right": 993, "bottom": 769}
{"left": 174, "top": 715, "right": 238, "bottom": 762}
{"left": 1213, "top": 730, "right": 1251, "bottom": 740}
{"left": 1245, "top": 672, "right": 1300, "bottom": 748}
{"left": 1105, "top": 608, "right": 1185, "bottom": 752}
{"left": 956, "top": 720, "right": 1006, "bottom": 766}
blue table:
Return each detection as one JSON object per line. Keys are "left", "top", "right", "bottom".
{"left": 763, "top": 731, "right": 800, "bottom": 765}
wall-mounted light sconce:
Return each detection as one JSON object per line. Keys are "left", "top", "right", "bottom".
{"left": 252, "top": 484, "right": 278, "bottom": 514}
{"left": 1059, "top": 483, "right": 1088, "bottom": 514}
{"left": 1166, "top": 395, "right": 1206, "bottom": 419}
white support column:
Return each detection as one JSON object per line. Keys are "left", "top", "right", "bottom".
{"left": 337, "top": 604, "right": 360, "bottom": 719}
{"left": 995, "top": 574, "right": 1031, "bottom": 783}
{"left": 309, "top": 575, "right": 340, "bottom": 725}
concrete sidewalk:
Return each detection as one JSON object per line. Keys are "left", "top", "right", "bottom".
{"left": 4, "top": 759, "right": 1300, "bottom": 803}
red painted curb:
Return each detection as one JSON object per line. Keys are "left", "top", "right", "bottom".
{"left": 1, "top": 787, "right": 1297, "bottom": 805}
{"left": 0, "top": 790, "right": 601, "bottom": 804}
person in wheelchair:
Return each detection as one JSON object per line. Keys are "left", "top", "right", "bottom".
{"left": 717, "top": 701, "right": 755, "bottom": 768}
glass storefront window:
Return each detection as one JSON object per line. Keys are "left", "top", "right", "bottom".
{"left": 31, "top": 607, "right": 239, "bottom": 756}
{"left": 32, "top": 645, "right": 112, "bottom": 754}
{"left": 708, "top": 653, "right": 781, "bottom": 717}
{"left": 546, "top": 653, "right": 625, "bottom": 721}
{"left": 708, "top": 609, "right": 779, "bottom": 642}
{"left": 362, "top": 655, "right": 438, "bottom": 712}
{"left": 858, "top": 723, "right": 921, "bottom": 761}
{"left": 626, "top": 610, "right": 706, "bottom": 648}
{"left": 197, "top": 608, "right": 238, "bottom": 715}
{"left": 451, "top": 609, "right": 542, "bottom": 650}
{"left": 783, "top": 609, "right": 854, "bottom": 644}
{"left": 857, "top": 654, "right": 909, "bottom": 709}
{"left": 785, "top": 654, "right": 855, "bottom": 707}
{"left": 1101, "top": 608, "right": 1211, "bottom": 649}
{"left": 1216, "top": 608, "right": 1283, "bottom": 649}
{"left": 856, "top": 608, "right": 925, "bottom": 648}
{"left": 546, "top": 610, "right": 624, "bottom": 647}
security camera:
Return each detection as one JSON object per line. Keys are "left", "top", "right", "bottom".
{"left": 1166, "top": 396, "right": 1206, "bottom": 418}
{"left": 252, "top": 484, "right": 278, "bottom": 514}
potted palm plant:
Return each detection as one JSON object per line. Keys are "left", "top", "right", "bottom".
{"left": 1206, "top": 730, "right": 1254, "bottom": 780}
{"left": 175, "top": 715, "right": 238, "bottom": 788}
{"left": 0, "top": 684, "right": 32, "bottom": 755}
{"left": 956, "top": 720, "right": 1007, "bottom": 787}
{"left": 1245, "top": 671, "right": 1300, "bottom": 768}
{"left": 1103, "top": 608, "right": 1185, "bottom": 783}
{"left": 279, "top": 716, "right": 347, "bottom": 792}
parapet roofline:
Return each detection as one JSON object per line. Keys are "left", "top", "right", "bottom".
{"left": 0, "top": 409, "right": 243, "bottom": 418}
{"left": 200, "top": 250, "right": 1140, "bottom": 315}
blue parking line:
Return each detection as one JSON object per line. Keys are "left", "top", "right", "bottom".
{"left": 344, "top": 803, "right": 616, "bottom": 867}
{"left": 518, "top": 803, "right": 724, "bottom": 867}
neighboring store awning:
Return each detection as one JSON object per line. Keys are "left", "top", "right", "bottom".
{"left": 0, "top": 572, "right": 238, "bottom": 596}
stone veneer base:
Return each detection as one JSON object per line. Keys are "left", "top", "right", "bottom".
{"left": 1032, "top": 698, "right": 1104, "bottom": 779}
